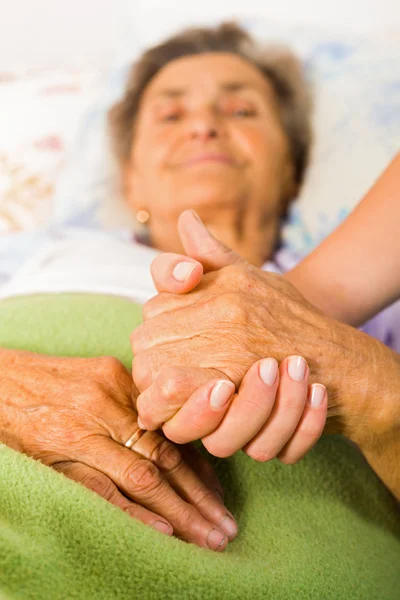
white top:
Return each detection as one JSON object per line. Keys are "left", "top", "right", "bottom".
{"left": 0, "top": 230, "right": 285, "bottom": 304}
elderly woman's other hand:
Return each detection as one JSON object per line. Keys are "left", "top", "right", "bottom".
{"left": 132, "top": 211, "right": 397, "bottom": 460}
{"left": 0, "top": 348, "right": 238, "bottom": 550}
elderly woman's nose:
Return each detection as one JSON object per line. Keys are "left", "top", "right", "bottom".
{"left": 188, "top": 108, "right": 225, "bottom": 141}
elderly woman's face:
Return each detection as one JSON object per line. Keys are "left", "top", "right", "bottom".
{"left": 126, "top": 52, "right": 295, "bottom": 264}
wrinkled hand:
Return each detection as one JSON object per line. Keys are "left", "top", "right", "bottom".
{"left": 0, "top": 348, "right": 238, "bottom": 550}
{"left": 131, "top": 211, "right": 339, "bottom": 461}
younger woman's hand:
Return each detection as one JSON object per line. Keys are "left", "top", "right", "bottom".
{"left": 137, "top": 355, "right": 328, "bottom": 465}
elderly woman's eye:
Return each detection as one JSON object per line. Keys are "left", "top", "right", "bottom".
{"left": 162, "top": 113, "right": 181, "bottom": 123}
{"left": 232, "top": 107, "right": 256, "bottom": 118}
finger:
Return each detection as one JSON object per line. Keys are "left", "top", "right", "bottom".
{"left": 83, "top": 437, "right": 229, "bottom": 551}
{"left": 54, "top": 461, "right": 173, "bottom": 535}
{"left": 179, "top": 443, "right": 224, "bottom": 500}
{"left": 201, "top": 358, "right": 279, "bottom": 458}
{"left": 133, "top": 432, "right": 237, "bottom": 540}
{"left": 142, "top": 272, "right": 217, "bottom": 320}
{"left": 141, "top": 287, "right": 204, "bottom": 321}
{"left": 89, "top": 356, "right": 134, "bottom": 402}
{"left": 277, "top": 384, "right": 328, "bottom": 464}
{"left": 150, "top": 253, "right": 203, "bottom": 294}
{"left": 135, "top": 366, "right": 228, "bottom": 430}
{"left": 92, "top": 398, "right": 143, "bottom": 447}
{"left": 161, "top": 379, "right": 236, "bottom": 443}
{"left": 178, "top": 210, "right": 243, "bottom": 272}
{"left": 244, "top": 356, "right": 309, "bottom": 462}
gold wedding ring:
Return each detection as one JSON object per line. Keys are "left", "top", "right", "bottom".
{"left": 124, "top": 428, "right": 145, "bottom": 449}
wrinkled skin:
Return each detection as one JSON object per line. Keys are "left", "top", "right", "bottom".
{"left": 0, "top": 348, "right": 238, "bottom": 550}
{"left": 132, "top": 211, "right": 397, "bottom": 458}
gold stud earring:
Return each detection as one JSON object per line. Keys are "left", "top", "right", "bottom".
{"left": 135, "top": 209, "right": 151, "bottom": 245}
{"left": 136, "top": 209, "right": 150, "bottom": 225}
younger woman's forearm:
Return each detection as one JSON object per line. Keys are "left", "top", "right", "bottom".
{"left": 286, "top": 152, "right": 400, "bottom": 327}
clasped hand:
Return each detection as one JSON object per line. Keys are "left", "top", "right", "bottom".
{"left": 132, "top": 210, "right": 329, "bottom": 464}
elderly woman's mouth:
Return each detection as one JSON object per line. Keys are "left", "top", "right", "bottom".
{"left": 180, "top": 153, "right": 236, "bottom": 168}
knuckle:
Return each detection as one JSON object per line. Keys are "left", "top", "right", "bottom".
{"left": 81, "top": 472, "right": 116, "bottom": 500}
{"left": 174, "top": 505, "right": 196, "bottom": 530}
{"left": 151, "top": 439, "right": 182, "bottom": 471}
{"left": 193, "top": 486, "right": 218, "bottom": 507}
{"left": 126, "top": 460, "right": 161, "bottom": 494}
{"left": 215, "top": 291, "right": 248, "bottom": 325}
{"left": 157, "top": 367, "right": 186, "bottom": 401}
{"left": 221, "top": 263, "right": 252, "bottom": 288}
{"left": 90, "top": 356, "right": 128, "bottom": 385}
{"left": 100, "top": 355, "right": 125, "bottom": 375}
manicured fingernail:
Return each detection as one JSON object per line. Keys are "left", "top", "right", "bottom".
{"left": 207, "top": 528, "right": 227, "bottom": 550}
{"left": 210, "top": 380, "right": 235, "bottom": 410}
{"left": 288, "top": 356, "right": 307, "bottom": 382}
{"left": 153, "top": 521, "right": 173, "bottom": 535}
{"left": 137, "top": 417, "right": 146, "bottom": 430}
{"left": 309, "top": 383, "right": 326, "bottom": 408}
{"left": 220, "top": 516, "right": 238, "bottom": 539}
{"left": 172, "top": 261, "right": 196, "bottom": 282}
{"left": 259, "top": 358, "right": 278, "bottom": 386}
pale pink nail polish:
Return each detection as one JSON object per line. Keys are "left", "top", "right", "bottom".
{"left": 288, "top": 356, "right": 307, "bottom": 382}
{"left": 172, "top": 261, "right": 196, "bottom": 282}
{"left": 309, "top": 384, "right": 326, "bottom": 408}
{"left": 210, "top": 380, "right": 235, "bottom": 410}
{"left": 259, "top": 358, "right": 278, "bottom": 386}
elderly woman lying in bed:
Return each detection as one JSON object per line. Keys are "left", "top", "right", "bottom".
{"left": 0, "top": 23, "right": 399, "bottom": 553}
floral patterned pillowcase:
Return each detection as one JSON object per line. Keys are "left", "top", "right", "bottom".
{"left": 0, "top": 68, "right": 101, "bottom": 234}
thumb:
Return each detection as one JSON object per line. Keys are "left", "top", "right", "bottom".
{"left": 178, "top": 210, "right": 243, "bottom": 272}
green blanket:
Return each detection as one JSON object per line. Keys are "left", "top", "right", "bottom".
{"left": 0, "top": 294, "right": 399, "bottom": 600}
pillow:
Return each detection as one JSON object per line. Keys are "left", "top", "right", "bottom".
{"left": 52, "top": 20, "right": 400, "bottom": 255}
{"left": 0, "top": 292, "right": 399, "bottom": 599}
{"left": 0, "top": 67, "right": 102, "bottom": 235}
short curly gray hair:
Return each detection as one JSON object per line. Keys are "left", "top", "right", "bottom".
{"left": 109, "top": 22, "right": 312, "bottom": 188}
